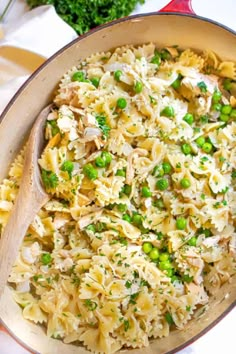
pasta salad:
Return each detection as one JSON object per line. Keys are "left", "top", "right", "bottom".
{"left": 0, "top": 43, "right": 236, "bottom": 354}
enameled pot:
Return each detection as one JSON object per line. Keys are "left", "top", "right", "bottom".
{"left": 0, "top": 1, "right": 235, "bottom": 353}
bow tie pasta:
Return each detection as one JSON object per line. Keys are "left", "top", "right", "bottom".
{"left": 1, "top": 43, "right": 236, "bottom": 354}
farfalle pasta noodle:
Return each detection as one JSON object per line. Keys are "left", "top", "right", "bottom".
{"left": 0, "top": 43, "right": 236, "bottom": 354}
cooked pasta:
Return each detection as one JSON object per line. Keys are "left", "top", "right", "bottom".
{"left": 0, "top": 43, "right": 236, "bottom": 354}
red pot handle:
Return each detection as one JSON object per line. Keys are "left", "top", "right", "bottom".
{"left": 159, "top": 0, "right": 196, "bottom": 15}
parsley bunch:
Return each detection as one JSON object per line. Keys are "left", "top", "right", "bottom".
{"left": 26, "top": 0, "right": 145, "bottom": 35}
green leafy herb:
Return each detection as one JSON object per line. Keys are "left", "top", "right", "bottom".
{"left": 125, "top": 280, "right": 132, "bottom": 289}
{"left": 96, "top": 115, "right": 111, "bottom": 137}
{"left": 41, "top": 253, "right": 52, "bottom": 265}
{"left": 26, "top": 0, "right": 145, "bottom": 35}
{"left": 84, "top": 299, "right": 97, "bottom": 311}
{"left": 197, "top": 81, "right": 207, "bottom": 93}
{"left": 165, "top": 312, "right": 174, "bottom": 325}
{"left": 124, "top": 319, "right": 130, "bottom": 331}
{"left": 129, "top": 292, "right": 139, "bottom": 304}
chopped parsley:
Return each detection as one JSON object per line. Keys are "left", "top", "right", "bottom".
{"left": 84, "top": 299, "right": 97, "bottom": 311}
{"left": 96, "top": 115, "right": 111, "bottom": 137}
{"left": 41, "top": 253, "right": 52, "bottom": 265}
{"left": 197, "top": 81, "right": 207, "bottom": 93}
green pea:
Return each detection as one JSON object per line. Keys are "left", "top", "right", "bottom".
{"left": 183, "top": 113, "right": 194, "bottom": 125}
{"left": 153, "top": 165, "right": 165, "bottom": 177}
{"left": 159, "top": 260, "right": 172, "bottom": 270}
{"left": 162, "top": 162, "right": 172, "bottom": 174}
{"left": 181, "top": 143, "right": 192, "bottom": 155}
{"left": 141, "top": 186, "right": 152, "bottom": 198}
{"left": 176, "top": 217, "right": 187, "bottom": 230}
{"left": 116, "top": 169, "right": 126, "bottom": 177}
{"left": 219, "top": 113, "right": 230, "bottom": 122}
{"left": 223, "top": 78, "right": 232, "bottom": 91}
{"left": 90, "top": 77, "right": 100, "bottom": 88}
{"left": 212, "top": 90, "right": 222, "bottom": 103}
{"left": 159, "top": 252, "right": 170, "bottom": 262}
{"left": 182, "top": 274, "right": 193, "bottom": 283}
{"left": 230, "top": 109, "right": 236, "bottom": 119}
{"left": 156, "top": 178, "right": 169, "bottom": 191}
{"left": 180, "top": 178, "right": 191, "bottom": 189}
{"left": 161, "top": 106, "right": 175, "bottom": 117}
{"left": 134, "top": 81, "right": 143, "bottom": 94}
{"left": 188, "top": 236, "right": 197, "bottom": 247}
{"left": 48, "top": 120, "right": 59, "bottom": 137}
{"left": 142, "top": 242, "right": 153, "bottom": 254}
{"left": 95, "top": 156, "right": 106, "bottom": 168}
{"left": 171, "top": 78, "right": 181, "bottom": 90}
{"left": 166, "top": 268, "right": 174, "bottom": 277}
{"left": 86, "top": 224, "right": 96, "bottom": 232}
{"left": 221, "top": 105, "right": 232, "bottom": 115}
{"left": 196, "top": 136, "right": 205, "bottom": 147}
{"left": 83, "top": 163, "right": 98, "bottom": 180}
{"left": 123, "top": 184, "right": 131, "bottom": 196}
{"left": 122, "top": 214, "right": 131, "bottom": 222}
{"left": 114, "top": 70, "right": 122, "bottom": 81}
{"left": 117, "top": 204, "right": 127, "bottom": 212}
{"left": 117, "top": 98, "right": 127, "bottom": 109}
{"left": 202, "top": 142, "right": 213, "bottom": 153}
{"left": 132, "top": 213, "right": 143, "bottom": 226}
{"left": 72, "top": 71, "right": 85, "bottom": 82}
{"left": 150, "top": 53, "right": 161, "bottom": 66}
{"left": 61, "top": 160, "right": 74, "bottom": 179}
{"left": 101, "top": 151, "right": 112, "bottom": 165}
{"left": 41, "top": 253, "right": 52, "bottom": 265}
{"left": 212, "top": 103, "right": 222, "bottom": 111}
{"left": 149, "top": 248, "right": 160, "bottom": 261}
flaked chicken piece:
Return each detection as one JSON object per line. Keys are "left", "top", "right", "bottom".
{"left": 46, "top": 110, "right": 58, "bottom": 121}
{"left": 16, "top": 280, "right": 30, "bottom": 293}
{"left": 21, "top": 242, "right": 41, "bottom": 265}
{"left": 77, "top": 209, "right": 103, "bottom": 229}
{"left": 57, "top": 105, "right": 78, "bottom": 141}
{"left": 126, "top": 148, "right": 148, "bottom": 185}
{"left": 181, "top": 73, "right": 219, "bottom": 96}
{"left": 185, "top": 283, "right": 208, "bottom": 305}
{"left": 202, "top": 236, "right": 220, "bottom": 248}
{"left": 53, "top": 212, "right": 71, "bottom": 229}
{"left": 31, "top": 215, "right": 45, "bottom": 238}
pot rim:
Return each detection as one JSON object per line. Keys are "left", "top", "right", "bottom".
{"left": 0, "top": 11, "right": 235, "bottom": 125}
{"left": 0, "top": 10, "right": 236, "bottom": 354}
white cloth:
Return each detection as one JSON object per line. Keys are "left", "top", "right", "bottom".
{"left": 0, "top": 5, "right": 77, "bottom": 113}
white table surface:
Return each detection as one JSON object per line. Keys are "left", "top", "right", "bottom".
{"left": 0, "top": 1, "right": 235, "bottom": 354}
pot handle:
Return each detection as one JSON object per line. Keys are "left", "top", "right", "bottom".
{"left": 159, "top": 0, "right": 196, "bottom": 15}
